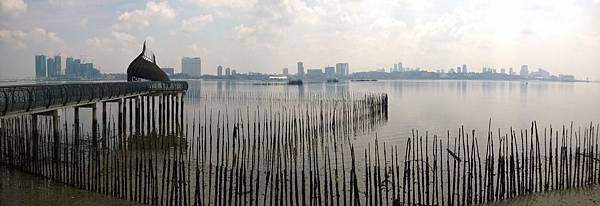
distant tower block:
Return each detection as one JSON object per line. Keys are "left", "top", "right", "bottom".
{"left": 283, "top": 68, "right": 289, "bottom": 75}
{"left": 297, "top": 62, "right": 305, "bottom": 76}
{"left": 182, "top": 57, "right": 202, "bottom": 77}
{"left": 217, "top": 65, "right": 223, "bottom": 76}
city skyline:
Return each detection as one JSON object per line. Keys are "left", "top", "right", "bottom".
{"left": 1, "top": 0, "right": 599, "bottom": 80}
{"left": 26, "top": 50, "right": 583, "bottom": 82}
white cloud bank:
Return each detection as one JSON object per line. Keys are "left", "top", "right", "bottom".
{"left": 0, "top": 28, "right": 64, "bottom": 49}
{"left": 0, "top": 0, "right": 27, "bottom": 15}
{"left": 181, "top": 15, "right": 214, "bottom": 33}
{"left": 0, "top": 0, "right": 599, "bottom": 79}
{"left": 114, "top": 1, "right": 176, "bottom": 30}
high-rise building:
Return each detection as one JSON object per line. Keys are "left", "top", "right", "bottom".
{"left": 74, "top": 59, "right": 81, "bottom": 76}
{"left": 65, "top": 57, "right": 76, "bottom": 76}
{"left": 282, "top": 68, "right": 289, "bottom": 75}
{"left": 335, "top": 63, "right": 342, "bottom": 75}
{"left": 324, "top": 66, "right": 335, "bottom": 77}
{"left": 559, "top": 74, "right": 575, "bottom": 81}
{"left": 217, "top": 65, "right": 223, "bottom": 76}
{"left": 231, "top": 69, "right": 237, "bottom": 75}
{"left": 35, "top": 55, "right": 47, "bottom": 79}
{"left": 182, "top": 57, "right": 202, "bottom": 77}
{"left": 297, "top": 62, "right": 304, "bottom": 76}
{"left": 161, "top": 68, "right": 175, "bottom": 76}
{"left": 520, "top": 65, "right": 529, "bottom": 77}
{"left": 501, "top": 68, "right": 506, "bottom": 74}
{"left": 54, "top": 55, "right": 62, "bottom": 75}
{"left": 225, "top": 67, "right": 231, "bottom": 76}
{"left": 393, "top": 64, "right": 398, "bottom": 72}
{"left": 530, "top": 68, "right": 550, "bottom": 79}
{"left": 79, "top": 62, "right": 101, "bottom": 79}
{"left": 64, "top": 56, "right": 100, "bottom": 78}
{"left": 47, "top": 58, "right": 56, "bottom": 77}
{"left": 344, "top": 63, "right": 350, "bottom": 75}
{"left": 462, "top": 64, "right": 467, "bottom": 73}
{"left": 306, "top": 69, "right": 323, "bottom": 78}
{"left": 457, "top": 67, "right": 462, "bottom": 74}
{"left": 335, "top": 63, "right": 349, "bottom": 76}
{"left": 398, "top": 62, "right": 403, "bottom": 72}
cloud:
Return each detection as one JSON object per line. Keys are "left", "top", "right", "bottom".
{"left": 233, "top": 24, "right": 257, "bottom": 44}
{"left": 0, "top": 29, "right": 26, "bottom": 48}
{"left": 190, "top": 0, "right": 257, "bottom": 10}
{"left": 114, "top": 1, "right": 176, "bottom": 30}
{"left": 0, "top": 0, "right": 27, "bottom": 15}
{"left": 80, "top": 18, "right": 88, "bottom": 27}
{"left": 111, "top": 30, "right": 136, "bottom": 42}
{"left": 188, "top": 43, "right": 208, "bottom": 54}
{"left": 0, "top": 27, "right": 64, "bottom": 49}
{"left": 0, "top": 0, "right": 598, "bottom": 79}
{"left": 85, "top": 30, "right": 140, "bottom": 72}
{"left": 87, "top": 30, "right": 136, "bottom": 50}
{"left": 47, "top": 0, "right": 77, "bottom": 9}
{"left": 181, "top": 15, "right": 214, "bottom": 33}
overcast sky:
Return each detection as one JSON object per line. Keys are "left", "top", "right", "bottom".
{"left": 1, "top": 0, "right": 599, "bottom": 79}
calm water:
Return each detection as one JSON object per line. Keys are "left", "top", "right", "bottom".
{"left": 185, "top": 80, "right": 600, "bottom": 142}
{"left": 6, "top": 79, "right": 598, "bottom": 135}
{"left": 5, "top": 79, "right": 599, "bottom": 162}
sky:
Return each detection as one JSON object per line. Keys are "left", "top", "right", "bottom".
{"left": 0, "top": 0, "right": 599, "bottom": 80}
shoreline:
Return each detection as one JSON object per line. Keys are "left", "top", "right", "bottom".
{"left": 0, "top": 166, "right": 141, "bottom": 206}
{"left": 482, "top": 185, "right": 600, "bottom": 206}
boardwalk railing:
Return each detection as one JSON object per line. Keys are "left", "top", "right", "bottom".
{"left": 0, "top": 81, "right": 188, "bottom": 117}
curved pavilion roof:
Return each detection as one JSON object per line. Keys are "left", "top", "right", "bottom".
{"left": 127, "top": 42, "right": 170, "bottom": 81}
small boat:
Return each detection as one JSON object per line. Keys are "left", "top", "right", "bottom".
{"left": 288, "top": 79, "right": 303, "bottom": 85}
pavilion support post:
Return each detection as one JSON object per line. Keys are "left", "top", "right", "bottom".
{"left": 118, "top": 99, "right": 123, "bottom": 145}
{"left": 135, "top": 96, "right": 140, "bottom": 136}
{"left": 174, "top": 93, "right": 179, "bottom": 136}
{"left": 52, "top": 110, "right": 59, "bottom": 178}
{"left": 140, "top": 95, "right": 145, "bottom": 136}
{"left": 31, "top": 114, "right": 38, "bottom": 172}
{"left": 139, "top": 96, "right": 143, "bottom": 136}
{"left": 171, "top": 94, "right": 175, "bottom": 135}
{"left": 92, "top": 104, "right": 98, "bottom": 147}
{"left": 102, "top": 102, "right": 107, "bottom": 148}
{"left": 167, "top": 93, "right": 171, "bottom": 135}
{"left": 179, "top": 93, "right": 184, "bottom": 137}
{"left": 146, "top": 95, "right": 151, "bottom": 135}
{"left": 159, "top": 94, "right": 164, "bottom": 136}
{"left": 166, "top": 94, "right": 170, "bottom": 135}
{"left": 128, "top": 97, "right": 133, "bottom": 138}
{"left": 162, "top": 94, "right": 166, "bottom": 135}
{"left": 74, "top": 107, "right": 80, "bottom": 145}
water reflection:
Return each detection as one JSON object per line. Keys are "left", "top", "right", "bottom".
{"left": 297, "top": 84, "right": 305, "bottom": 97}
{"left": 54, "top": 79, "right": 600, "bottom": 149}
